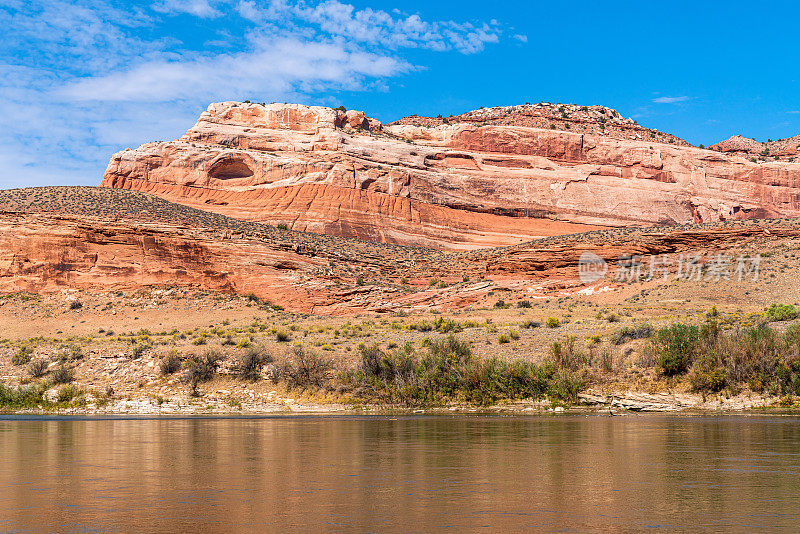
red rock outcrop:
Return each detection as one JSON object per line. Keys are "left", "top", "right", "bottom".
{"left": 102, "top": 102, "right": 800, "bottom": 250}
{"left": 709, "top": 134, "right": 800, "bottom": 161}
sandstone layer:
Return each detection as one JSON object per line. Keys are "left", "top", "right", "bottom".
{"left": 102, "top": 101, "right": 800, "bottom": 250}
{"left": 5, "top": 188, "right": 800, "bottom": 315}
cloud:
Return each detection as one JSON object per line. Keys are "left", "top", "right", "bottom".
{"left": 235, "top": 0, "right": 502, "bottom": 54}
{"left": 59, "top": 36, "right": 413, "bottom": 102}
{"left": 0, "top": 0, "right": 508, "bottom": 188}
{"left": 789, "top": 110, "right": 800, "bottom": 114}
{"left": 152, "top": 0, "right": 223, "bottom": 18}
{"left": 653, "top": 96, "right": 691, "bottom": 104}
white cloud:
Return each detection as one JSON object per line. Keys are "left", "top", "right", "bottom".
{"left": 235, "top": 0, "right": 502, "bottom": 54}
{"left": 789, "top": 110, "right": 800, "bottom": 114}
{"left": 59, "top": 37, "right": 412, "bottom": 102}
{"left": 653, "top": 96, "right": 691, "bottom": 104}
{"left": 0, "top": 0, "right": 508, "bottom": 188}
{"left": 152, "top": 0, "right": 223, "bottom": 18}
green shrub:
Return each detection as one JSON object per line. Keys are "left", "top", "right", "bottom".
{"left": 547, "top": 369, "right": 588, "bottom": 403}
{"left": 766, "top": 303, "right": 798, "bottom": 322}
{"left": 516, "top": 300, "right": 532, "bottom": 309}
{"left": 546, "top": 317, "right": 560, "bottom": 328}
{"left": 275, "top": 329, "right": 291, "bottom": 342}
{"left": 651, "top": 324, "right": 700, "bottom": 376}
{"left": 498, "top": 333, "right": 510, "bottom": 344}
{"left": 346, "top": 335, "right": 587, "bottom": 407}
{"left": 0, "top": 382, "right": 47, "bottom": 409}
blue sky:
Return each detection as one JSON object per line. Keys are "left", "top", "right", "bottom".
{"left": 2, "top": 0, "right": 799, "bottom": 188}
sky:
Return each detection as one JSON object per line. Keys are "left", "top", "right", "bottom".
{"left": 1, "top": 0, "right": 799, "bottom": 188}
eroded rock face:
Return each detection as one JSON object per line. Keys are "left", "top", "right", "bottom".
{"left": 102, "top": 102, "right": 800, "bottom": 249}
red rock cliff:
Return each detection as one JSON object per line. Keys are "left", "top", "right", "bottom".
{"left": 101, "top": 102, "right": 800, "bottom": 249}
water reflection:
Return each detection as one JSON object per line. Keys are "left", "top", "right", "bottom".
{"left": 0, "top": 415, "right": 798, "bottom": 532}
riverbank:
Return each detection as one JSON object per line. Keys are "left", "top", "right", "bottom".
{"left": 2, "top": 385, "right": 796, "bottom": 416}
{"left": 3, "top": 286, "right": 800, "bottom": 416}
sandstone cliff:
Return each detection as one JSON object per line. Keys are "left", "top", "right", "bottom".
{"left": 5, "top": 187, "right": 800, "bottom": 315}
{"left": 101, "top": 102, "right": 800, "bottom": 250}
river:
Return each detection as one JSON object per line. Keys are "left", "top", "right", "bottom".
{"left": 1, "top": 414, "right": 798, "bottom": 532}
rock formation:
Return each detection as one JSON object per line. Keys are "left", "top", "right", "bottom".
{"left": 101, "top": 102, "right": 800, "bottom": 250}
{"left": 4, "top": 187, "right": 800, "bottom": 315}
{"left": 709, "top": 134, "right": 800, "bottom": 161}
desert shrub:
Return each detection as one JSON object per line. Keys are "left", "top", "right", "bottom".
{"left": 546, "top": 317, "right": 560, "bottom": 328}
{"left": 280, "top": 345, "right": 332, "bottom": 388}
{"left": 516, "top": 300, "right": 532, "bottom": 309}
{"left": 547, "top": 369, "right": 588, "bottom": 403}
{"left": 57, "top": 384, "right": 81, "bottom": 403}
{"left": 766, "top": 303, "right": 798, "bottom": 322}
{"left": 522, "top": 319, "right": 541, "bottom": 329}
{"left": 51, "top": 366, "right": 75, "bottom": 384}
{"left": 689, "top": 360, "right": 727, "bottom": 393}
{"left": 12, "top": 345, "right": 33, "bottom": 366}
{"left": 509, "top": 330, "right": 520, "bottom": 340}
{"left": 182, "top": 351, "right": 224, "bottom": 385}
{"left": 651, "top": 324, "right": 700, "bottom": 376}
{"left": 275, "top": 329, "right": 291, "bottom": 342}
{"left": 644, "top": 321, "right": 800, "bottom": 394}
{"left": 159, "top": 351, "right": 182, "bottom": 375}
{"left": 28, "top": 359, "right": 48, "bottom": 378}
{"left": 132, "top": 342, "right": 151, "bottom": 359}
{"left": 410, "top": 317, "right": 462, "bottom": 334}
{"left": 600, "top": 349, "right": 613, "bottom": 372}
{"left": 69, "top": 300, "right": 83, "bottom": 310}
{"left": 347, "top": 335, "right": 586, "bottom": 407}
{"left": 494, "top": 300, "right": 510, "bottom": 309}
{"left": 410, "top": 320, "right": 433, "bottom": 332}
{"left": 498, "top": 333, "right": 510, "bottom": 344}
{"left": 611, "top": 324, "right": 654, "bottom": 345}
{"left": 54, "top": 343, "right": 83, "bottom": 363}
{"left": 722, "top": 324, "right": 782, "bottom": 391}
{"left": 0, "top": 382, "right": 47, "bottom": 409}
{"left": 549, "top": 336, "right": 589, "bottom": 371}
{"left": 432, "top": 317, "right": 462, "bottom": 334}
{"left": 606, "top": 313, "right": 620, "bottom": 323}
{"left": 234, "top": 347, "right": 273, "bottom": 381}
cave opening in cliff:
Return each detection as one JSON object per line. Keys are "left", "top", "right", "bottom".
{"left": 208, "top": 159, "right": 254, "bottom": 180}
